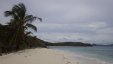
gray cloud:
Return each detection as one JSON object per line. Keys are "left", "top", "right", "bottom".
{"left": 0, "top": 0, "right": 113, "bottom": 44}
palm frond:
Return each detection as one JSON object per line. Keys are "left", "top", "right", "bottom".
{"left": 12, "top": 3, "right": 26, "bottom": 19}
{"left": 25, "top": 31, "right": 32, "bottom": 36}
{"left": 38, "top": 18, "right": 42, "bottom": 22}
{"left": 18, "top": 3, "right": 26, "bottom": 12}
{"left": 26, "top": 23, "right": 37, "bottom": 32}
{"left": 4, "top": 11, "right": 13, "bottom": 17}
{"left": 18, "top": 3, "right": 26, "bottom": 19}
{"left": 24, "top": 15, "right": 37, "bottom": 23}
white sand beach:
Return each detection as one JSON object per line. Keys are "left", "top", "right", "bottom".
{"left": 0, "top": 47, "right": 112, "bottom": 64}
{"left": 0, "top": 48, "right": 77, "bottom": 64}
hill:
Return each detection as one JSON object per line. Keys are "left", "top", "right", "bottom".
{"left": 44, "top": 42, "right": 92, "bottom": 46}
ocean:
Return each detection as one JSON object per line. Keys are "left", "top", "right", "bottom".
{"left": 49, "top": 46, "right": 113, "bottom": 64}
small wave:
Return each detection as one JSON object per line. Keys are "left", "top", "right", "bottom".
{"left": 69, "top": 52, "right": 113, "bottom": 64}
{"left": 54, "top": 49, "right": 113, "bottom": 64}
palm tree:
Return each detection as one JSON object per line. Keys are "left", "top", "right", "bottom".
{"left": 4, "top": 3, "right": 42, "bottom": 50}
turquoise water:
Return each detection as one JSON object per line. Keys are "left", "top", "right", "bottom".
{"left": 49, "top": 46, "right": 113, "bottom": 64}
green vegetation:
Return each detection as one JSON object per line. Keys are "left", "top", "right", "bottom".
{"left": 45, "top": 42, "right": 92, "bottom": 46}
{"left": 0, "top": 3, "right": 46, "bottom": 55}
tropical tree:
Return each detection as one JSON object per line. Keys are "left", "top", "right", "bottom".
{"left": 4, "top": 3, "right": 42, "bottom": 50}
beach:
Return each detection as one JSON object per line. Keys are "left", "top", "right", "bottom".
{"left": 0, "top": 46, "right": 113, "bottom": 64}
{"left": 0, "top": 48, "right": 77, "bottom": 64}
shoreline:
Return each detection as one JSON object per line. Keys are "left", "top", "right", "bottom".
{"left": 50, "top": 47, "right": 113, "bottom": 64}
{"left": 0, "top": 47, "right": 112, "bottom": 64}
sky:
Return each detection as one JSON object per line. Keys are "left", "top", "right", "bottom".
{"left": 0, "top": 0, "right": 113, "bottom": 44}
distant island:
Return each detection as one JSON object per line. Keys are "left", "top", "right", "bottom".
{"left": 92, "top": 44, "right": 113, "bottom": 46}
{"left": 43, "top": 41, "right": 92, "bottom": 46}
{"left": 109, "top": 44, "right": 113, "bottom": 46}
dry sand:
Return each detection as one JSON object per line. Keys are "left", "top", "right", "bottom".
{"left": 0, "top": 48, "right": 77, "bottom": 64}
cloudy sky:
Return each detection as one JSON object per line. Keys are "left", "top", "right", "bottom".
{"left": 0, "top": 0, "right": 113, "bottom": 44}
